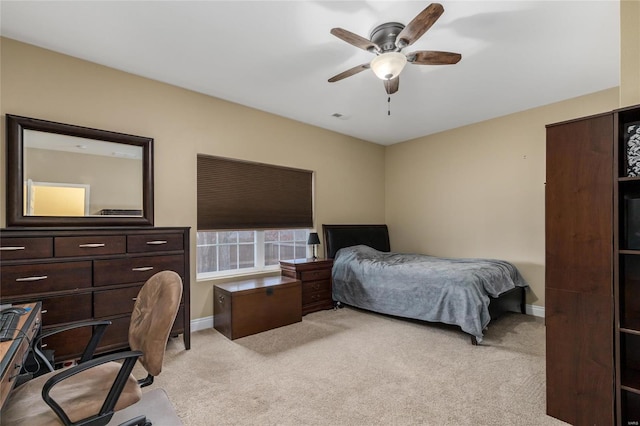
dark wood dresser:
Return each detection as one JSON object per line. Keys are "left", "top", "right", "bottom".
{"left": 0, "top": 227, "right": 190, "bottom": 362}
{"left": 280, "top": 258, "right": 333, "bottom": 315}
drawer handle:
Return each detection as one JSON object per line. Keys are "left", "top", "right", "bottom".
{"left": 41, "top": 344, "right": 48, "bottom": 348}
{"left": 41, "top": 310, "right": 48, "bottom": 314}
{"left": 313, "top": 283, "right": 320, "bottom": 290}
{"left": 146, "top": 240, "right": 168, "bottom": 245}
{"left": 132, "top": 266, "right": 154, "bottom": 272}
{"left": 78, "top": 243, "right": 106, "bottom": 248}
{"left": 0, "top": 246, "right": 25, "bottom": 251}
{"left": 16, "top": 275, "right": 48, "bottom": 282}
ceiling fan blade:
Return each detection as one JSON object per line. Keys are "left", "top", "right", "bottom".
{"left": 328, "top": 63, "right": 371, "bottom": 83}
{"left": 396, "top": 3, "right": 444, "bottom": 48}
{"left": 330, "top": 28, "right": 379, "bottom": 53}
{"left": 384, "top": 77, "right": 399, "bottom": 95}
{"left": 408, "top": 50, "right": 461, "bottom": 65}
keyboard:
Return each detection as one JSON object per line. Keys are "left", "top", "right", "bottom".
{"left": 0, "top": 312, "right": 20, "bottom": 342}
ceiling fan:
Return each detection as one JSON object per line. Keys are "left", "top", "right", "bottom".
{"left": 328, "top": 3, "right": 461, "bottom": 95}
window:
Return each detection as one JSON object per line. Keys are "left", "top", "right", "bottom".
{"left": 196, "top": 155, "right": 314, "bottom": 279}
{"left": 197, "top": 229, "right": 309, "bottom": 279}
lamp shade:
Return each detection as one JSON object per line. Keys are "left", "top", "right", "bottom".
{"left": 307, "top": 232, "right": 320, "bottom": 245}
{"left": 370, "top": 52, "right": 407, "bottom": 80}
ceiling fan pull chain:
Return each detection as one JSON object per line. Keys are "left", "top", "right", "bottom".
{"left": 388, "top": 96, "right": 391, "bottom": 116}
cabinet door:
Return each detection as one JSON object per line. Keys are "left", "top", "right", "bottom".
{"left": 545, "top": 114, "right": 614, "bottom": 424}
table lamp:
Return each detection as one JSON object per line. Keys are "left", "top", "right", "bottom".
{"left": 307, "top": 232, "right": 321, "bottom": 260}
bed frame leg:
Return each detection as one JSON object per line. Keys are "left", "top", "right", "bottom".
{"left": 470, "top": 335, "right": 478, "bottom": 346}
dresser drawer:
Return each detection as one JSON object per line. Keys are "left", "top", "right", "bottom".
{"left": 93, "top": 254, "right": 185, "bottom": 286}
{"left": 42, "top": 326, "right": 93, "bottom": 362}
{"left": 0, "top": 261, "right": 92, "bottom": 297}
{"left": 55, "top": 236, "right": 126, "bottom": 257}
{"left": 127, "top": 233, "right": 184, "bottom": 253}
{"left": 98, "top": 316, "right": 131, "bottom": 352}
{"left": 94, "top": 285, "right": 143, "bottom": 318}
{"left": 41, "top": 294, "right": 92, "bottom": 326}
{"left": 301, "top": 268, "right": 331, "bottom": 281}
{"left": 171, "top": 304, "right": 185, "bottom": 334}
{"left": 0, "top": 237, "right": 53, "bottom": 261}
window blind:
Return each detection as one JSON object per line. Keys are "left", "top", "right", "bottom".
{"left": 197, "top": 155, "right": 313, "bottom": 230}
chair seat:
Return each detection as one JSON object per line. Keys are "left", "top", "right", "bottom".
{"left": 1, "top": 361, "right": 141, "bottom": 426}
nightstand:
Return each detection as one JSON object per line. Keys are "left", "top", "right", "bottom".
{"left": 280, "top": 258, "right": 334, "bottom": 315}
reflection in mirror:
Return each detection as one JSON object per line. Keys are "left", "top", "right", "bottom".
{"left": 6, "top": 114, "right": 154, "bottom": 227}
{"left": 26, "top": 181, "right": 90, "bottom": 216}
{"left": 23, "top": 131, "right": 143, "bottom": 217}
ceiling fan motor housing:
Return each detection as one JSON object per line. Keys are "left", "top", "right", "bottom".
{"left": 370, "top": 22, "right": 405, "bottom": 52}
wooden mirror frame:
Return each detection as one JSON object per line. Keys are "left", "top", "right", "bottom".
{"left": 6, "top": 114, "right": 154, "bottom": 227}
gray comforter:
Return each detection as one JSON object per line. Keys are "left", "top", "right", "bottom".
{"left": 332, "top": 245, "right": 528, "bottom": 341}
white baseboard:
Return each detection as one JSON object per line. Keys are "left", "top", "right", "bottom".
{"left": 191, "top": 315, "right": 213, "bottom": 332}
{"left": 190, "top": 305, "right": 545, "bottom": 332}
{"left": 526, "top": 304, "right": 545, "bottom": 318}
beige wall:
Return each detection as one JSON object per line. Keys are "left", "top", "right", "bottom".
{"left": 385, "top": 88, "right": 620, "bottom": 309}
{"left": 620, "top": 0, "right": 640, "bottom": 106}
{"left": 0, "top": 38, "right": 386, "bottom": 319}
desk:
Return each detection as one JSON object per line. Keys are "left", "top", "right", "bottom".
{"left": 0, "top": 302, "right": 41, "bottom": 409}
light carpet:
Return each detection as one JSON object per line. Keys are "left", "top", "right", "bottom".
{"left": 138, "top": 307, "right": 569, "bottom": 426}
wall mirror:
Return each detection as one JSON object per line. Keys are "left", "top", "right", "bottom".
{"left": 6, "top": 114, "right": 154, "bottom": 227}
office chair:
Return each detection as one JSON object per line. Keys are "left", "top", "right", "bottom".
{"left": 1, "top": 270, "right": 183, "bottom": 426}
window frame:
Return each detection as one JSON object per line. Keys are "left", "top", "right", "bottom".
{"left": 196, "top": 228, "right": 310, "bottom": 280}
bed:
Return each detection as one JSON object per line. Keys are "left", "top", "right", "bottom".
{"left": 323, "top": 224, "right": 528, "bottom": 344}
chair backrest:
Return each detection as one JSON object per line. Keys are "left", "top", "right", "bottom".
{"left": 128, "top": 270, "right": 183, "bottom": 377}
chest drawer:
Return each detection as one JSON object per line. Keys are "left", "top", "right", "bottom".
{"left": 93, "top": 254, "right": 184, "bottom": 286}
{"left": 302, "top": 287, "right": 332, "bottom": 306}
{"left": 0, "top": 237, "right": 53, "bottom": 261}
{"left": 94, "top": 285, "right": 143, "bottom": 318}
{"left": 302, "top": 279, "right": 331, "bottom": 295}
{"left": 127, "top": 233, "right": 184, "bottom": 253}
{"left": 301, "top": 268, "right": 331, "bottom": 282}
{"left": 55, "top": 236, "right": 126, "bottom": 257}
{"left": 0, "top": 261, "right": 92, "bottom": 297}
{"left": 41, "top": 294, "right": 92, "bottom": 326}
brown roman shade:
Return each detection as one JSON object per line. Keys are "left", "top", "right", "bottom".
{"left": 197, "top": 155, "right": 313, "bottom": 230}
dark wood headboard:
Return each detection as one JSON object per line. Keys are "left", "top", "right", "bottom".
{"left": 322, "top": 224, "right": 390, "bottom": 259}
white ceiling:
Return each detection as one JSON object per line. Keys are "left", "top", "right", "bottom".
{"left": 0, "top": 1, "right": 620, "bottom": 145}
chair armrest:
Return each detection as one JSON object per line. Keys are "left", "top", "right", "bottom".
{"left": 41, "top": 350, "right": 143, "bottom": 426}
{"left": 33, "top": 320, "right": 113, "bottom": 372}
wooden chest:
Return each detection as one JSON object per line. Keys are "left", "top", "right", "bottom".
{"left": 213, "top": 276, "right": 301, "bottom": 340}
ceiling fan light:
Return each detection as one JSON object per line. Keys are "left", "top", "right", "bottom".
{"left": 370, "top": 52, "right": 407, "bottom": 80}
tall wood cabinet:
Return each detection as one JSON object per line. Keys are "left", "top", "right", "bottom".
{"left": 615, "top": 106, "right": 640, "bottom": 425}
{"left": 546, "top": 104, "right": 640, "bottom": 426}
{"left": 0, "top": 227, "right": 191, "bottom": 362}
